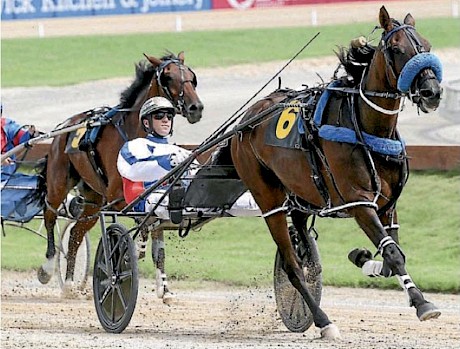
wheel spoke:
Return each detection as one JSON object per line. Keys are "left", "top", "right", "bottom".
{"left": 114, "top": 284, "right": 128, "bottom": 311}
{"left": 111, "top": 288, "right": 116, "bottom": 323}
{"left": 108, "top": 236, "right": 123, "bottom": 261}
{"left": 116, "top": 245, "right": 128, "bottom": 271}
{"left": 95, "top": 260, "right": 109, "bottom": 277}
{"left": 118, "top": 270, "right": 133, "bottom": 282}
{"left": 99, "top": 284, "right": 112, "bottom": 305}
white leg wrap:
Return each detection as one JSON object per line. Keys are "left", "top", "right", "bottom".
{"left": 362, "top": 260, "right": 384, "bottom": 277}
{"left": 156, "top": 268, "right": 167, "bottom": 298}
{"left": 136, "top": 239, "right": 147, "bottom": 252}
{"left": 228, "top": 192, "right": 262, "bottom": 217}
{"left": 377, "top": 236, "right": 397, "bottom": 255}
{"left": 397, "top": 274, "right": 416, "bottom": 306}
{"left": 397, "top": 274, "right": 416, "bottom": 290}
{"left": 42, "top": 257, "right": 55, "bottom": 275}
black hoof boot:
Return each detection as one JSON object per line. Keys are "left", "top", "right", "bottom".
{"left": 348, "top": 248, "right": 373, "bottom": 268}
{"left": 417, "top": 301, "right": 441, "bottom": 321}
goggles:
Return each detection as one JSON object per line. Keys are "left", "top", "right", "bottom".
{"left": 152, "top": 112, "right": 174, "bottom": 120}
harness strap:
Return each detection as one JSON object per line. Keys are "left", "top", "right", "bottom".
{"left": 327, "top": 86, "right": 402, "bottom": 99}
{"left": 44, "top": 196, "right": 61, "bottom": 216}
{"left": 350, "top": 94, "right": 382, "bottom": 199}
{"left": 319, "top": 201, "right": 378, "bottom": 217}
{"left": 299, "top": 112, "right": 331, "bottom": 207}
{"left": 261, "top": 206, "right": 289, "bottom": 218}
{"left": 359, "top": 69, "right": 404, "bottom": 115}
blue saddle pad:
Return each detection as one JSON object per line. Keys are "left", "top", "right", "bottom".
{"left": 1, "top": 173, "right": 43, "bottom": 222}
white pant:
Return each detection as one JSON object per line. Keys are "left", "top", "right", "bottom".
{"left": 144, "top": 190, "right": 261, "bottom": 219}
{"left": 226, "top": 191, "right": 261, "bottom": 217}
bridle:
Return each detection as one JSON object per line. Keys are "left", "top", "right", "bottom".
{"left": 359, "top": 21, "right": 442, "bottom": 115}
{"left": 380, "top": 21, "right": 427, "bottom": 85}
{"left": 154, "top": 59, "right": 198, "bottom": 118}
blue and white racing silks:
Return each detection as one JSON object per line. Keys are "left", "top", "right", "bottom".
{"left": 117, "top": 134, "right": 192, "bottom": 214}
{"left": 118, "top": 135, "right": 177, "bottom": 185}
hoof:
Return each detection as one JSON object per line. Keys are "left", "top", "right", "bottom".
{"left": 320, "top": 323, "right": 341, "bottom": 340}
{"left": 61, "top": 281, "right": 78, "bottom": 299}
{"left": 348, "top": 248, "right": 373, "bottom": 268}
{"left": 37, "top": 267, "right": 52, "bottom": 284}
{"left": 417, "top": 302, "right": 441, "bottom": 321}
{"left": 162, "top": 291, "right": 176, "bottom": 305}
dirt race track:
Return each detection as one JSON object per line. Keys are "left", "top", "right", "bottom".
{"left": 1, "top": 270, "right": 460, "bottom": 349}
{"left": 2, "top": 1, "right": 460, "bottom": 348}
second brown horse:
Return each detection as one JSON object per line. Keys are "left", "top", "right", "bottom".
{"left": 38, "top": 52, "right": 203, "bottom": 295}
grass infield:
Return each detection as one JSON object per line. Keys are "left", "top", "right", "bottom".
{"left": 2, "top": 17, "right": 458, "bottom": 87}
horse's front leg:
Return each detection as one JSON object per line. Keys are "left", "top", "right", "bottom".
{"left": 62, "top": 196, "right": 102, "bottom": 297}
{"left": 151, "top": 228, "right": 175, "bottom": 303}
{"left": 350, "top": 207, "right": 441, "bottom": 321}
{"left": 37, "top": 205, "right": 60, "bottom": 284}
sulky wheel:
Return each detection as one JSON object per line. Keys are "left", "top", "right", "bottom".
{"left": 273, "top": 225, "right": 322, "bottom": 332}
{"left": 56, "top": 221, "right": 91, "bottom": 290}
{"left": 93, "top": 223, "right": 139, "bottom": 333}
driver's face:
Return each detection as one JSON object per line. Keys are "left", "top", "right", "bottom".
{"left": 150, "top": 114, "right": 172, "bottom": 137}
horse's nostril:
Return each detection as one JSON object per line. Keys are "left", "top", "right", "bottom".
{"left": 188, "top": 103, "right": 204, "bottom": 112}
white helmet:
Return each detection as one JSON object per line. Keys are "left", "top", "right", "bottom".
{"left": 140, "top": 97, "right": 175, "bottom": 136}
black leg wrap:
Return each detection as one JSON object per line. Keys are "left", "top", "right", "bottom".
{"left": 348, "top": 248, "right": 373, "bottom": 268}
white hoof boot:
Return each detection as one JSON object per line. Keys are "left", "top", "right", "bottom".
{"left": 320, "top": 323, "right": 342, "bottom": 340}
{"left": 61, "top": 281, "right": 78, "bottom": 299}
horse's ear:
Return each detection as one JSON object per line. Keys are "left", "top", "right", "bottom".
{"left": 404, "top": 13, "right": 415, "bottom": 26}
{"left": 143, "top": 53, "right": 162, "bottom": 68}
{"left": 379, "top": 6, "right": 392, "bottom": 31}
{"left": 177, "top": 51, "right": 185, "bottom": 64}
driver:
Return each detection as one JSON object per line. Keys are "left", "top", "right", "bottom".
{"left": 1, "top": 104, "right": 38, "bottom": 181}
{"left": 117, "top": 96, "right": 191, "bottom": 218}
{"left": 117, "top": 96, "right": 261, "bottom": 218}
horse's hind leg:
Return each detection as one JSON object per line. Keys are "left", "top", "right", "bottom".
{"left": 38, "top": 157, "right": 76, "bottom": 284}
{"left": 62, "top": 189, "right": 102, "bottom": 296}
{"left": 350, "top": 207, "right": 441, "bottom": 320}
{"left": 38, "top": 206, "right": 60, "bottom": 284}
{"left": 231, "top": 145, "right": 339, "bottom": 339}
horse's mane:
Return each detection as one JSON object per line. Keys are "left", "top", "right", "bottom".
{"left": 335, "top": 44, "right": 376, "bottom": 85}
{"left": 120, "top": 60, "right": 155, "bottom": 108}
{"left": 119, "top": 52, "right": 181, "bottom": 108}
{"left": 159, "top": 52, "right": 180, "bottom": 62}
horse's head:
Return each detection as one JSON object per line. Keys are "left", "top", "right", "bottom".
{"left": 378, "top": 6, "right": 443, "bottom": 113}
{"left": 144, "top": 51, "right": 204, "bottom": 124}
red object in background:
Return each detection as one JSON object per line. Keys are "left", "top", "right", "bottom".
{"left": 212, "top": 0, "right": 358, "bottom": 10}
